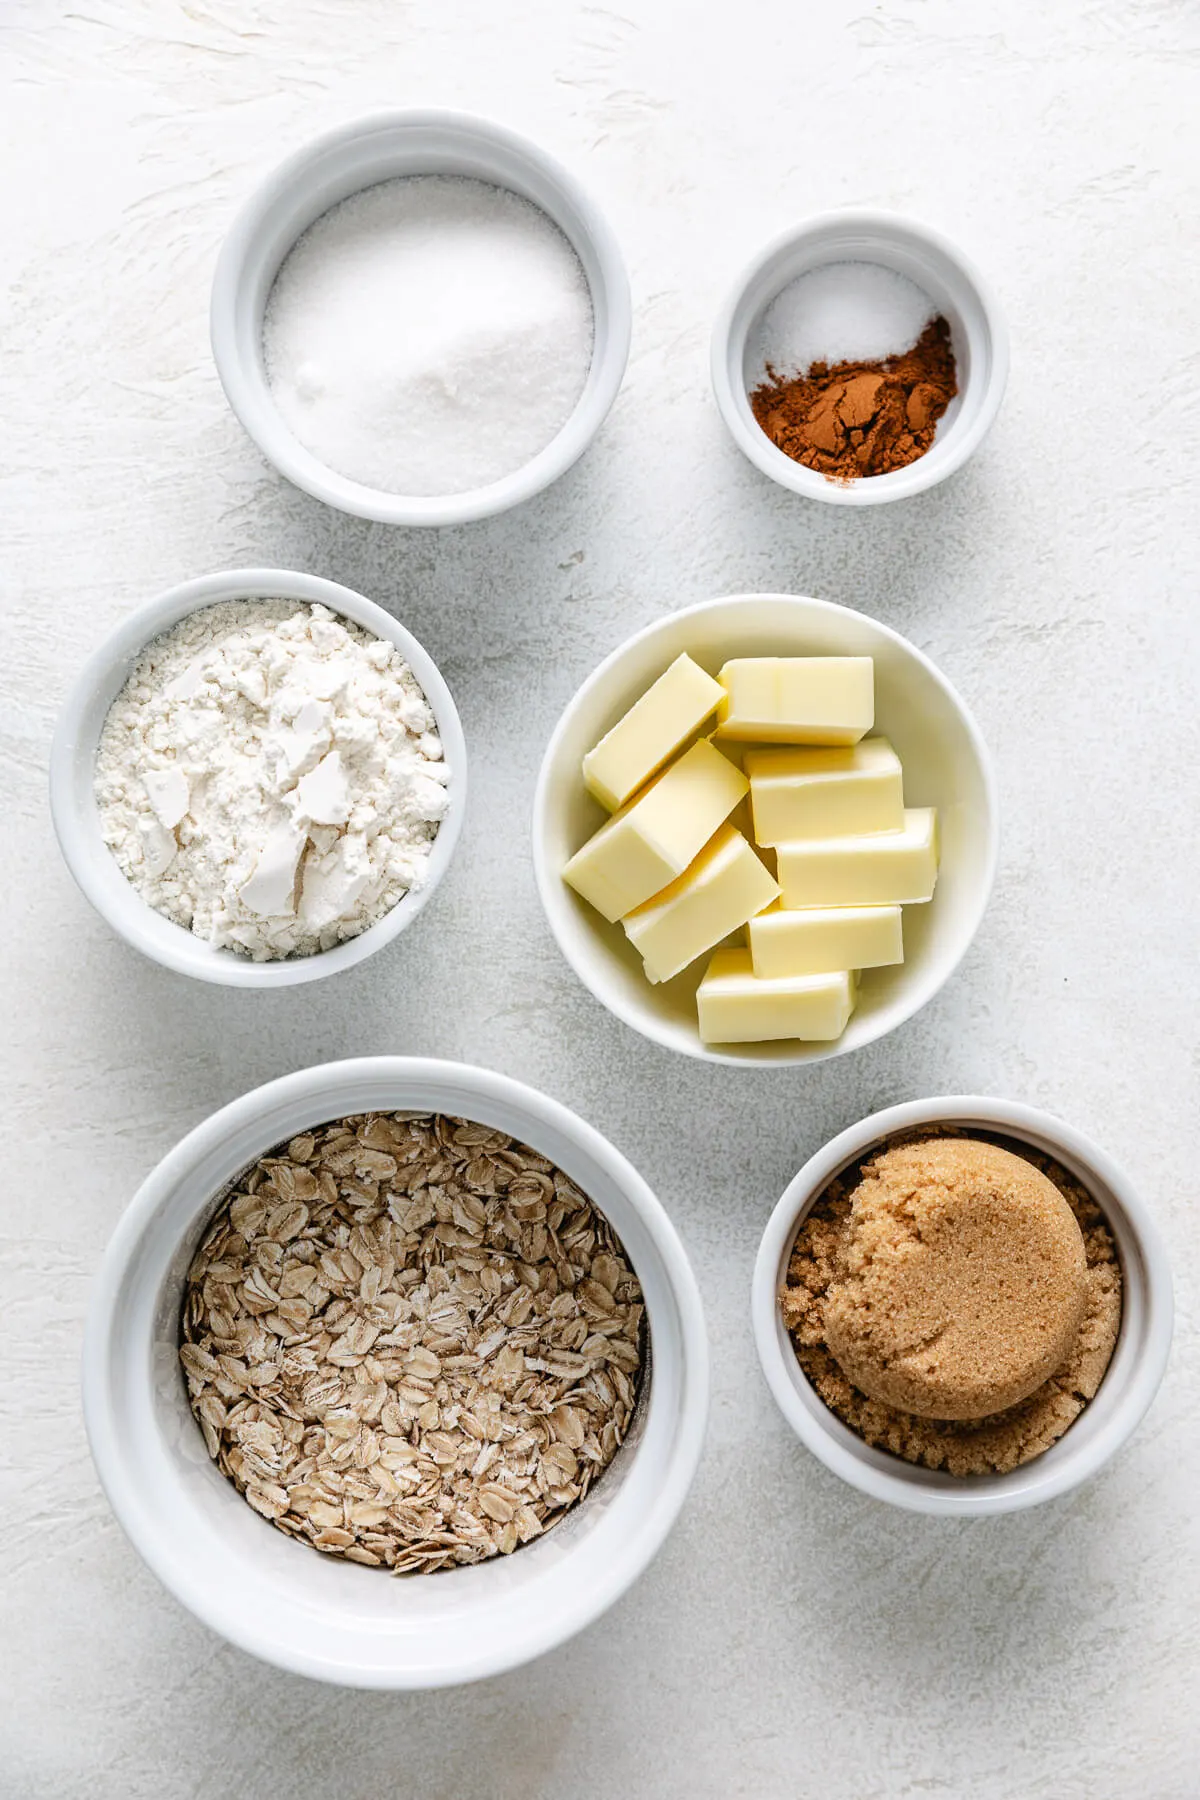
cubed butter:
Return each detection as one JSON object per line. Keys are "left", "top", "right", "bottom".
{"left": 697, "top": 949, "right": 857, "bottom": 1044}
{"left": 776, "top": 808, "right": 939, "bottom": 909}
{"left": 716, "top": 657, "right": 874, "bottom": 745}
{"left": 563, "top": 737, "right": 748, "bottom": 923}
{"left": 622, "top": 823, "right": 779, "bottom": 984}
{"left": 582, "top": 653, "right": 725, "bottom": 811}
{"left": 745, "top": 737, "right": 904, "bottom": 845}
{"left": 749, "top": 904, "right": 904, "bottom": 979}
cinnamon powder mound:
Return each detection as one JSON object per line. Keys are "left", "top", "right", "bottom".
{"left": 750, "top": 317, "right": 958, "bottom": 482}
{"left": 780, "top": 1130, "right": 1123, "bottom": 1478}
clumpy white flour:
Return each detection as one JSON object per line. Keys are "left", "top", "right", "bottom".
{"left": 94, "top": 601, "right": 450, "bottom": 960}
{"left": 263, "top": 176, "right": 594, "bottom": 497}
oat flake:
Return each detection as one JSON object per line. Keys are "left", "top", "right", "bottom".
{"left": 179, "top": 1113, "right": 645, "bottom": 1574}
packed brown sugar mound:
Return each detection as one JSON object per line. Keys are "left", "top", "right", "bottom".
{"left": 750, "top": 317, "right": 957, "bottom": 481}
{"left": 823, "top": 1138, "right": 1089, "bottom": 1421}
{"left": 781, "top": 1132, "right": 1123, "bottom": 1477}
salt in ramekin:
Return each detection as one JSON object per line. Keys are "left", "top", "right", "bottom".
{"left": 712, "top": 209, "right": 1008, "bottom": 505}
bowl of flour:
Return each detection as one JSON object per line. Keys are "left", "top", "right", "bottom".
{"left": 211, "top": 111, "right": 631, "bottom": 526}
{"left": 49, "top": 569, "right": 467, "bottom": 986}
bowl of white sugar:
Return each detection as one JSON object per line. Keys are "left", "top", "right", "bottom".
{"left": 211, "top": 112, "right": 631, "bottom": 526}
{"left": 49, "top": 569, "right": 466, "bottom": 986}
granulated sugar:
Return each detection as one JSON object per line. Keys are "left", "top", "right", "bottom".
{"left": 752, "top": 260, "right": 936, "bottom": 378}
{"left": 263, "top": 176, "right": 594, "bottom": 497}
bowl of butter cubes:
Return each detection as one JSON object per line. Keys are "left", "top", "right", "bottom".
{"left": 532, "top": 593, "right": 998, "bottom": 1064}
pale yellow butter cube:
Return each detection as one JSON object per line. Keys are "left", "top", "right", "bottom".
{"left": 776, "top": 808, "right": 939, "bottom": 909}
{"left": 563, "top": 738, "right": 747, "bottom": 923}
{"left": 622, "top": 823, "right": 779, "bottom": 984}
{"left": 697, "top": 949, "right": 857, "bottom": 1044}
{"left": 716, "top": 657, "right": 874, "bottom": 745}
{"left": 749, "top": 904, "right": 904, "bottom": 979}
{"left": 582, "top": 653, "right": 725, "bottom": 811}
{"left": 745, "top": 737, "right": 904, "bottom": 845}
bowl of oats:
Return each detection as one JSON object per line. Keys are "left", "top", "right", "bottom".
{"left": 82, "top": 1057, "right": 708, "bottom": 1687}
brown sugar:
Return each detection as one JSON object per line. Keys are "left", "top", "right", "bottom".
{"left": 780, "top": 1131, "right": 1123, "bottom": 1477}
{"left": 823, "top": 1138, "right": 1089, "bottom": 1421}
{"left": 749, "top": 317, "right": 957, "bottom": 482}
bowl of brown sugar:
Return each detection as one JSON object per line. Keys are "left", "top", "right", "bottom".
{"left": 752, "top": 1096, "right": 1172, "bottom": 1514}
{"left": 711, "top": 210, "right": 1008, "bottom": 505}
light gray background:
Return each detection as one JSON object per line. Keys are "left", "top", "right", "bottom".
{"left": 3, "top": 2, "right": 1198, "bottom": 1795}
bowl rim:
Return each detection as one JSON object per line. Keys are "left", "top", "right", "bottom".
{"left": 48, "top": 567, "right": 467, "bottom": 988}
{"left": 710, "top": 206, "right": 1010, "bottom": 507}
{"left": 751, "top": 1095, "right": 1174, "bottom": 1515}
{"left": 210, "top": 107, "right": 632, "bottom": 526}
{"left": 531, "top": 592, "right": 1000, "bottom": 1066}
{"left": 81, "top": 1056, "right": 710, "bottom": 1686}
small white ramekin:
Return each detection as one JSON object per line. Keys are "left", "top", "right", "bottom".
{"left": 211, "top": 110, "right": 632, "bottom": 526}
{"left": 532, "top": 594, "right": 997, "bottom": 1066}
{"left": 82, "top": 1057, "right": 709, "bottom": 1688}
{"left": 49, "top": 568, "right": 466, "bottom": 987}
{"left": 712, "top": 209, "right": 1008, "bottom": 505}
{"left": 752, "top": 1097, "right": 1173, "bottom": 1515}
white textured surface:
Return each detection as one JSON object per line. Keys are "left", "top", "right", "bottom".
{"left": 2, "top": 1, "right": 1198, "bottom": 1794}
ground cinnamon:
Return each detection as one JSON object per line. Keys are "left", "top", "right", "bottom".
{"left": 750, "top": 316, "right": 958, "bottom": 482}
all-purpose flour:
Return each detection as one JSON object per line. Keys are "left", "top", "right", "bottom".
{"left": 94, "top": 601, "right": 450, "bottom": 960}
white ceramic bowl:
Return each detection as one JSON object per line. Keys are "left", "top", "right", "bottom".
{"left": 49, "top": 568, "right": 466, "bottom": 988}
{"left": 82, "top": 1057, "right": 708, "bottom": 1687}
{"left": 712, "top": 209, "right": 1008, "bottom": 505}
{"left": 532, "top": 594, "right": 997, "bottom": 1065}
{"left": 752, "top": 1097, "right": 1173, "bottom": 1515}
{"left": 211, "top": 110, "right": 632, "bottom": 526}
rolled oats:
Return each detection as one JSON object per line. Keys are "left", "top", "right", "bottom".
{"left": 179, "top": 1113, "right": 645, "bottom": 1574}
